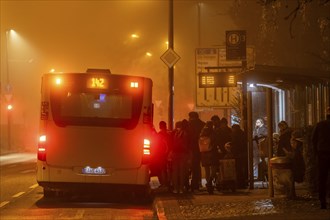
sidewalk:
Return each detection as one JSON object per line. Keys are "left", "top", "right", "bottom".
{"left": 151, "top": 179, "right": 330, "bottom": 220}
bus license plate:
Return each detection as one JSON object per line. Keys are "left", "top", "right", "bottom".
{"left": 82, "top": 166, "right": 107, "bottom": 175}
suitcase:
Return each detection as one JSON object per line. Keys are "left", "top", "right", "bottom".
{"left": 216, "top": 158, "right": 237, "bottom": 192}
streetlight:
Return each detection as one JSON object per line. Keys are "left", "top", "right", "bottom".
{"left": 4, "top": 29, "right": 15, "bottom": 151}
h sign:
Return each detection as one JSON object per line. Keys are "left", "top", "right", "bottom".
{"left": 226, "top": 30, "right": 246, "bottom": 61}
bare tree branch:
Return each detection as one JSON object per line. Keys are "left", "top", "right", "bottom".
{"left": 282, "top": 0, "right": 314, "bottom": 38}
{"left": 257, "top": 0, "right": 330, "bottom": 38}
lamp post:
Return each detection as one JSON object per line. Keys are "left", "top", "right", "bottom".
{"left": 168, "top": 0, "right": 174, "bottom": 130}
{"left": 5, "top": 29, "right": 14, "bottom": 151}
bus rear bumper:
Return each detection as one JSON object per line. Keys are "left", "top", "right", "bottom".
{"left": 38, "top": 181, "right": 150, "bottom": 196}
{"left": 36, "top": 162, "right": 151, "bottom": 195}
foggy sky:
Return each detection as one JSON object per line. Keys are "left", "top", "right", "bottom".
{"left": 1, "top": 0, "right": 328, "bottom": 150}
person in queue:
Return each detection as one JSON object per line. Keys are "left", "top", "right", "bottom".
{"left": 253, "top": 118, "right": 268, "bottom": 180}
{"left": 171, "top": 120, "right": 190, "bottom": 194}
{"left": 157, "top": 121, "right": 172, "bottom": 188}
{"left": 187, "top": 112, "right": 205, "bottom": 192}
{"left": 212, "top": 116, "right": 232, "bottom": 159}
{"left": 199, "top": 121, "right": 219, "bottom": 194}
{"left": 312, "top": 107, "right": 330, "bottom": 209}
{"left": 231, "top": 124, "right": 248, "bottom": 188}
{"left": 277, "top": 121, "right": 293, "bottom": 157}
{"left": 285, "top": 137, "right": 306, "bottom": 197}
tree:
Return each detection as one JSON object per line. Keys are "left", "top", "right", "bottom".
{"left": 232, "top": 0, "right": 330, "bottom": 70}
{"left": 257, "top": 0, "right": 330, "bottom": 68}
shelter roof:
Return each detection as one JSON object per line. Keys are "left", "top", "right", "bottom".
{"left": 242, "top": 65, "right": 330, "bottom": 89}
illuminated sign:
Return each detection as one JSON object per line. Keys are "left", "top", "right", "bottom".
{"left": 87, "top": 77, "right": 108, "bottom": 89}
{"left": 198, "top": 72, "right": 237, "bottom": 88}
{"left": 82, "top": 166, "right": 107, "bottom": 175}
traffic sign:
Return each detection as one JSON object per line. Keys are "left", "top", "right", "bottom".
{"left": 161, "top": 48, "right": 181, "bottom": 68}
{"left": 226, "top": 30, "right": 246, "bottom": 60}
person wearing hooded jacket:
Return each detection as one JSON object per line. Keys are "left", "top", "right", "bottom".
{"left": 312, "top": 107, "right": 330, "bottom": 209}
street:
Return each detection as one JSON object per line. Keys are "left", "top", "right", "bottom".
{"left": 1, "top": 154, "right": 330, "bottom": 220}
{"left": 0, "top": 159, "right": 157, "bottom": 220}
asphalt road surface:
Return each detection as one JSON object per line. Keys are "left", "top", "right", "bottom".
{"left": 0, "top": 160, "right": 157, "bottom": 220}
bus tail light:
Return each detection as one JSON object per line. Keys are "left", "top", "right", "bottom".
{"left": 38, "top": 135, "right": 47, "bottom": 161}
{"left": 142, "top": 138, "right": 151, "bottom": 164}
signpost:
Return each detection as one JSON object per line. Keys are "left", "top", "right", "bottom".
{"left": 160, "top": 0, "right": 181, "bottom": 130}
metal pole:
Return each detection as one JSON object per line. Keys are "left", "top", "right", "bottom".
{"left": 8, "top": 110, "right": 11, "bottom": 150}
{"left": 5, "top": 30, "right": 11, "bottom": 151}
{"left": 247, "top": 91, "right": 254, "bottom": 189}
{"left": 168, "top": 0, "right": 174, "bottom": 130}
{"left": 266, "top": 88, "right": 274, "bottom": 197}
{"left": 6, "top": 30, "right": 10, "bottom": 84}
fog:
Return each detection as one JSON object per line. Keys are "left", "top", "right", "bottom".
{"left": 1, "top": 0, "right": 328, "bottom": 151}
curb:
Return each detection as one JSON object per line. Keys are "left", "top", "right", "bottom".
{"left": 154, "top": 199, "right": 167, "bottom": 220}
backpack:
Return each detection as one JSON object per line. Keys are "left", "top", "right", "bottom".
{"left": 199, "top": 136, "right": 212, "bottom": 152}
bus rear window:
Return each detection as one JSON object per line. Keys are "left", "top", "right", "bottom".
{"left": 61, "top": 93, "right": 132, "bottom": 119}
{"left": 50, "top": 90, "right": 142, "bottom": 129}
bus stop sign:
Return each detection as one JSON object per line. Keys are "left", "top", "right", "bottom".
{"left": 226, "top": 30, "right": 246, "bottom": 61}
